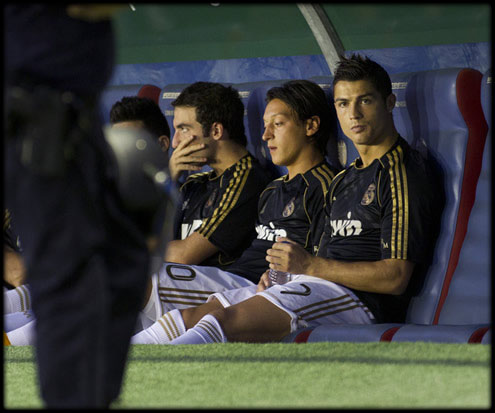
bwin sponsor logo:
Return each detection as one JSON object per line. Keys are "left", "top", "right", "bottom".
{"left": 331, "top": 212, "right": 362, "bottom": 237}
{"left": 256, "top": 222, "right": 287, "bottom": 241}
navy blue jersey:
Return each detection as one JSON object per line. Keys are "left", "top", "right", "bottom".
{"left": 318, "top": 137, "right": 441, "bottom": 322}
{"left": 227, "top": 161, "right": 337, "bottom": 283}
{"left": 174, "top": 154, "right": 273, "bottom": 269}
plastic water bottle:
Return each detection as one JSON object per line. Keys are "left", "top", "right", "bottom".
{"left": 268, "top": 268, "right": 292, "bottom": 285}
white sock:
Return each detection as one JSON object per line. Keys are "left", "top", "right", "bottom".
{"left": 168, "top": 314, "right": 226, "bottom": 345}
{"left": 3, "top": 285, "right": 32, "bottom": 314}
{"left": 4, "top": 310, "right": 35, "bottom": 332}
{"left": 6, "top": 319, "right": 36, "bottom": 346}
{"left": 131, "top": 309, "right": 186, "bottom": 344}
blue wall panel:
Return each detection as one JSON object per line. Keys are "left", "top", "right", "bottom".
{"left": 108, "top": 42, "right": 490, "bottom": 88}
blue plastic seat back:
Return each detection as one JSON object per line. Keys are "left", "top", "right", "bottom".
{"left": 436, "top": 69, "right": 491, "bottom": 324}
{"left": 398, "top": 68, "right": 488, "bottom": 324}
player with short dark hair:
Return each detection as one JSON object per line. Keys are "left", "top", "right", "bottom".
{"left": 172, "top": 81, "right": 247, "bottom": 147}
{"left": 164, "top": 81, "right": 274, "bottom": 267}
{"left": 110, "top": 96, "right": 171, "bottom": 150}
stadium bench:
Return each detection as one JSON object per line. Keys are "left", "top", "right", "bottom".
{"left": 435, "top": 68, "right": 491, "bottom": 327}
{"left": 283, "top": 68, "right": 491, "bottom": 344}
{"left": 99, "top": 84, "right": 162, "bottom": 125}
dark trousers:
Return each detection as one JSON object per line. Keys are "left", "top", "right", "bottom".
{"left": 5, "top": 124, "right": 149, "bottom": 408}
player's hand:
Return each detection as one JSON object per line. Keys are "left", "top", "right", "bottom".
{"left": 168, "top": 135, "right": 208, "bottom": 182}
{"left": 256, "top": 270, "right": 272, "bottom": 293}
{"left": 266, "top": 236, "right": 312, "bottom": 274}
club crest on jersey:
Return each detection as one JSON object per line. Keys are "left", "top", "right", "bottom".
{"left": 361, "top": 183, "right": 376, "bottom": 206}
{"left": 282, "top": 197, "right": 296, "bottom": 217}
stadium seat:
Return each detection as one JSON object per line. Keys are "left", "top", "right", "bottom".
{"left": 282, "top": 324, "right": 402, "bottom": 343}
{"left": 283, "top": 68, "right": 490, "bottom": 344}
{"left": 99, "top": 84, "right": 162, "bottom": 125}
{"left": 481, "top": 328, "right": 491, "bottom": 344}
{"left": 391, "top": 325, "right": 490, "bottom": 344}
{"left": 403, "top": 68, "right": 488, "bottom": 326}
{"left": 436, "top": 69, "right": 491, "bottom": 325}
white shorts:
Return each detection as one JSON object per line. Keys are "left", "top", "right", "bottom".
{"left": 209, "top": 274, "right": 375, "bottom": 333}
{"left": 148, "top": 262, "right": 256, "bottom": 319}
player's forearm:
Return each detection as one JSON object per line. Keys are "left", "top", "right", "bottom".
{"left": 304, "top": 256, "right": 413, "bottom": 295}
{"left": 163, "top": 240, "right": 190, "bottom": 263}
{"left": 164, "top": 233, "right": 219, "bottom": 265}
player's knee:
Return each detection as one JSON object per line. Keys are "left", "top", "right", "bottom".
{"left": 181, "top": 297, "right": 223, "bottom": 329}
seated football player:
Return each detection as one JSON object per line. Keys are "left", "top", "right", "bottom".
{"left": 163, "top": 82, "right": 274, "bottom": 268}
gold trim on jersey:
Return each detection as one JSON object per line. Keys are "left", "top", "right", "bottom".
{"left": 386, "top": 146, "right": 409, "bottom": 259}
{"left": 4, "top": 209, "right": 12, "bottom": 231}
{"left": 199, "top": 155, "right": 253, "bottom": 238}
{"left": 310, "top": 164, "right": 335, "bottom": 208}
{"left": 179, "top": 171, "right": 210, "bottom": 192}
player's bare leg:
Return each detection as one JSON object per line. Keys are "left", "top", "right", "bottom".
{"left": 209, "top": 295, "right": 292, "bottom": 342}
{"left": 180, "top": 298, "right": 224, "bottom": 328}
{"left": 168, "top": 295, "right": 292, "bottom": 344}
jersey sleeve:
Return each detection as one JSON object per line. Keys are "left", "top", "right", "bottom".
{"left": 197, "top": 163, "right": 262, "bottom": 257}
{"left": 378, "top": 150, "right": 436, "bottom": 263}
{"left": 306, "top": 164, "right": 335, "bottom": 254}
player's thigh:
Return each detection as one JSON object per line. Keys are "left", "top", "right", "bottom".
{"left": 257, "top": 275, "right": 375, "bottom": 332}
{"left": 157, "top": 262, "right": 254, "bottom": 312}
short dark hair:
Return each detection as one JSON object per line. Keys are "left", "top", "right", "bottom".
{"left": 171, "top": 82, "right": 247, "bottom": 147}
{"left": 266, "top": 79, "right": 334, "bottom": 155}
{"left": 110, "top": 96, "right": 170, "bottom": 139}
{"left": 333, "top": 54, "right": 392, "bottom": 101}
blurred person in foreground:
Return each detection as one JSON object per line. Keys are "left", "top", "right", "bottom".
{"left": 4, "top": 5, "right": 170, "bottom": 408}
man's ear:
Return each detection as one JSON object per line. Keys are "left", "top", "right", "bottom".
{"left": 386, "top": 93, "right": 396, "bottom": 113}
{"left": 306, "top": 116, "right": 320, "bottom": 137}
{"left": 158, "top": 135, "right": 170, "bottom": 152}
{"left": 210, "top": 122, "right": 224, "bottom": 141}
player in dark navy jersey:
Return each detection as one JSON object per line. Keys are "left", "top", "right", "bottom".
{"left": 319, "top": 135, "right": 440, "bottom": 322}
{"left": 227, "top": 160, "right": 335, "bottom": 283}
{"left": 165, "top": 82, "right": 274, "bottom": 267}
{"left": 175, "top": 152, "right": 272, "bottom": 268}
{"left": 136, "top": 54, "right": 442, "bottom": 345}
{"left": 131, "top": 79, "right": 340, "bottom": 342}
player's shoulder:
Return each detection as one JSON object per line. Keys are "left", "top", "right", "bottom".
{"left": 303, "top": 161, "right": 339, "bottom": 193}
{"left": 180, "top": 171, "right": 211, "bottom": 190}
{"left": 380, "top": 137, "right": 432, "bottom": 177}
